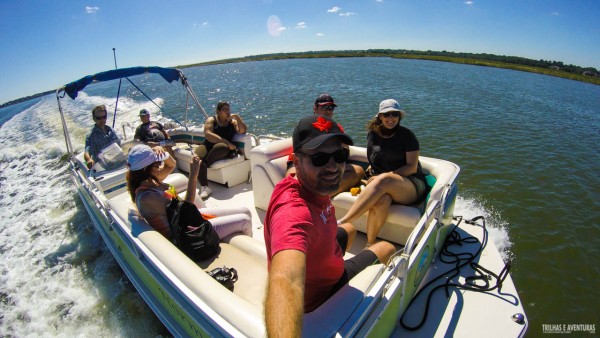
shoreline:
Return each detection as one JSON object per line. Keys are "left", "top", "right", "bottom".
{"left": 3, "top": 50, "right": 598, "bottom": 108}
{"left": 178, "top": 50, "right": 600, "bottom": 87}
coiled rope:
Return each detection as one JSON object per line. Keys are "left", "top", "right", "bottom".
{"left": 400, "top": 215, "right": 512, "bottom": 331}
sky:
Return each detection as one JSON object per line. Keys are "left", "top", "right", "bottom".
{"left": 1, "top": 0, "right": 599, "bottom": 104}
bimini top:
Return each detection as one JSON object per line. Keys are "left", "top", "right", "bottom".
{"left": 63, "top": 66, "right": 182, "bottom": 100}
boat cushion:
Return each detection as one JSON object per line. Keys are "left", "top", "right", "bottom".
{"left": 250, "top": 138, "right": 458, "bottom": 245}
{"left": 170, "top": 132, "right": 252, "bottom": 187}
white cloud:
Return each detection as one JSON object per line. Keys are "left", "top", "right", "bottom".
{"left": 464, "top": 1, "right": 473, "bottom": 5}
{"left": 85, "top": 6, "right": 99, "bottom": 14}
{"left": 316, "top": 33, "right": 325, "bottom": 37}
{"left": 340, "top": 12, "right": 357, "bottom": 17}
{"left": 203, "top": 21, "right": 209, "bottom": 26}
{"left": 551, "top": 11, "right": 560, "bottom": 16}
{"left": 327, "top": 6, "right": 341, "bottom": 13}
{"left": 278, "top": 27, "right": 287, "bottom": 32}
{"left": 375, "top": 0, "right": 384, "bottom": 2}
{"left": 296, "top": 22, "right": 307, "bottom": 29}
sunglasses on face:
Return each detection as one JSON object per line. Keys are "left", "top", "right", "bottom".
{"left": 94, "top": 114, "right": 107, "bottom": 120}
{"left": 319, "top": 105, "right": 335, "bottom": 111}
{"left": 380, "top": 111, "right": 400, "bottom": 118}
{"left": 297, "top": 148, "right": 349, "bottom": 167}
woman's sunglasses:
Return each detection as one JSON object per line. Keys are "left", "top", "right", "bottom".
{"left": 297, "top": 148, "right": 349, "bottom": 167}
{"left": 379, "top": 111, "right": 400, "bottom": 118}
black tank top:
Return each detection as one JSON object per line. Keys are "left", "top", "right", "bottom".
{"left": 204, "top": 115, "right": 236, "bottom": 149}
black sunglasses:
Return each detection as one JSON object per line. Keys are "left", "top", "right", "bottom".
{"left": 319, "top": 105, "right": 335, "bottom": 111}
{"left": 297, "top": 148, "right": 349, "bottom": 167}
{"left": 380, "top": 111, "right": 400, "bottom": 118}
{"left": 94, "top": 115, "right": 107, "bottom": 120}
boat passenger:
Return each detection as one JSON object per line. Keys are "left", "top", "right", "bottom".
{"left": 194, "top": 101, "right": 248, "bottom": 198}
{"left": 264, "top": 115, "right": 395, "bottom": 337}
{"left": 285, "top": 93, "right": 365, "bottom": 196}
{"left": 133, "top": 109, "right": 174, "bottom": 158}
{"left": 337, "top": 99, "right": 429, "bottom": 247}
{"left": 126, "top": 144, "right": 252, "bottom": 240}
{"left": 83, "top": 105, "right": 121, "bottom": 169}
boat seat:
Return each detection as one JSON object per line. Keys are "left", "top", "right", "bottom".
{"left": 106, "top": 177, "right": 268, "bottom": 337}
{"left": 250, "top": 138, "right": 458, "bottom": 245}
{"left": 169, "top": 129, "right": 252, "bottom": 187}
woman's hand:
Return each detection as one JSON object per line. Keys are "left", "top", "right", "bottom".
{"left": 190, "top": 155, "right": 201, "bottom": 177}
{"left": 152, "top": 146, "right": 166, "bottom": 156}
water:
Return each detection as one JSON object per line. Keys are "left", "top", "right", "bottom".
{"left": 1, "top": 58, "right": 598, "bottom": 336}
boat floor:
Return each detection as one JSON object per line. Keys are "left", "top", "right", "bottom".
{"left": 189, "top": 179, "right": 527, "bottom": 337}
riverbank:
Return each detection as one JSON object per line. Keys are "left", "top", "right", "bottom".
{"left": 178, "top": 50, "right": 600, "bottom": 86}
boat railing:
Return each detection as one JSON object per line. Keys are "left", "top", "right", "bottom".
{"left": 403, "top": 199, "right": 440, "bottom": 256}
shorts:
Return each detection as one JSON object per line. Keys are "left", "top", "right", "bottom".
{"left": 407, "top": 175, "right": 428, "bottom": 203}
{"left": 328, "top": 227, "right": 379, "bottom": 296}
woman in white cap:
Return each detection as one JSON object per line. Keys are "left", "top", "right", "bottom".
{"left": 126, "top": 144, "right": 252, "bottom": 240}
{"left": 338, "top": 99, "right": 428, "bottom": 247}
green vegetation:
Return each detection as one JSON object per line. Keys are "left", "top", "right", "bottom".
{"left": 179, "top": 49, "right": 600, "bottom": 86}
{"left": 3, "top": 49, "right": 598, "bottom": 108}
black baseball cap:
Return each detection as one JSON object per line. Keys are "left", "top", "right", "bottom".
{"left": 293, "top": 115, "right": 353, "bottom": 152}
{"left": 314, "top": 93, "right": 337, "bottom": 107}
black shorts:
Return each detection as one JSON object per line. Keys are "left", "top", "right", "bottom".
{"left": 407, "top": 175, "right": 428, "bottom": 203}
{"left": 328, "top": 227, "right": 379, "bottom": 296}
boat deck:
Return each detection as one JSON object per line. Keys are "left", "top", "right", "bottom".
{"left": 392, "top": 220, "right": 527, "bottom": 337}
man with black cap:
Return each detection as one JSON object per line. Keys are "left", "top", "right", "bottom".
{"left": 264, "top": 115, "right": 395, "bottom": 337}
{"left": 134, "top": 109, "right": 174, "bottom": 157}
{"left": 285, "top": 93, "right": 365, "bottom": 196}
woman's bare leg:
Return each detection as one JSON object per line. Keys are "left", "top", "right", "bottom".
{"left": 366, "top": 194, "right": 392, "bottom": 246}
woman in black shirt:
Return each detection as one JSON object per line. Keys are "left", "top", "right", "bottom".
{"left": 338, "top": 99, "right": 427, "bottom": 246}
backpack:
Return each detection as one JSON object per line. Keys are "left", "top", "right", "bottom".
{"left": 166, "top": 198, "right": 220, "bottom": 261}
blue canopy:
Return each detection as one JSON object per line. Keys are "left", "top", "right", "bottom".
{"left": 64, "top": 66, "right": 182, "bottom": 100}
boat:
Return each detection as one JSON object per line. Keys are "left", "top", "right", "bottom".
{"left": 56, "top": 66, "right": 528, "bottom": 337}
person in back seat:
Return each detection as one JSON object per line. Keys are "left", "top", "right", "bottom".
{"left": 125, "top": 144, "right": 252, "bottom": 240}
{"left": 83, "top": 105, "right": 121, "bottom": 169}
{"left": 264, "top": 115, "right": 395, "bottom": 337}
{"left": 285, "top": 93, "right": 364, "bottom": 196}
{"left": 337, "top": 99, "right": 429, "bottom": 246}
{"left": 194, "top": 101, "right": 248, "bottom": 199}
{"left": 134, "top": 109, "right": 175, "bottom": 158}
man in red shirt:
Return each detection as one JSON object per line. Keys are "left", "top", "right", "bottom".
{"left": 264, "top": 115, "right": 395, "bottom": 337}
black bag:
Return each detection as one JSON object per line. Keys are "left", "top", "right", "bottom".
{"left": 166, "top": 198, "right": 220, "bottom": 261}
{"left": 207, "top": 266, "right": 238, "bottom": 291}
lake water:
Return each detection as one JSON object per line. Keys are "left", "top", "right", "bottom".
{"left": 1, "top": 57, "right": 598, "bottom": 336}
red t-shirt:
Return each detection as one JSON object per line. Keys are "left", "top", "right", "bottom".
{"left": 264, "top": 175, "right": 345, "bottom": 312}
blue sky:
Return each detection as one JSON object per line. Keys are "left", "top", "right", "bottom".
{"left": 1, "top": 0, "right": 599, "bottom": 104}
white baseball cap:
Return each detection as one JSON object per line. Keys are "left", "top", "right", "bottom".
{"left": 127, "top": 144, "right": 169, "bottom": 171}
{"left": 377, "top": 99, "right": 406, "bottom": 119}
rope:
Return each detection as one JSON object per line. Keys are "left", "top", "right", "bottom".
{"left": 399, "top": 215, "right": 512, "bottom": 331}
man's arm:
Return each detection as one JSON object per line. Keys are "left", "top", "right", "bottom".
{"left": 84, "top": 132, "right": 94, "bottom": 169}
{"left": 231, "top": 114, "right": 247, "bottom": 134}
{"left": 133, "top": 125, "right": 143, "bottom": 142}
{"left": 265, "top": 249, "right": 306, "bottom": 337}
